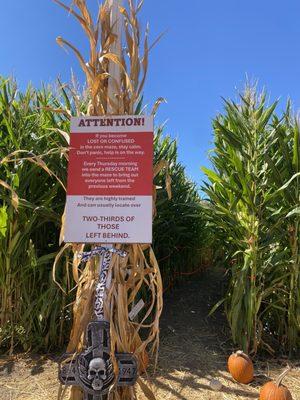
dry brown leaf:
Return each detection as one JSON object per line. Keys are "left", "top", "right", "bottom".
{"left": 0, "top": 179, "right": 19, "bottom": 210}
{"left": 51, "top": 128, "right": 71, "bottom": 145}
{"left": 101, "top": 53, "right": 134, "bottom": 94}
{"left": 153, "top": 160, "right": 168, "bottom": 178}
{"left": 59, "top": 205, "right": 66, "bottom": 245}
{"left": 56, "top": 36, "right": 92, "bottom": 82}
{"left": 41, "top": 106, "right": 72, "bottom": 118}
{"left": 165, "top": 170, "right": 172, "bottom": 200}
{"left": 53, "top": 243, "right": 72, "bottom": 295}
{"left": 136, "top": 377, "right": 156, "bottom": 400}
{"left": 151, "top": 97, "right": 167, "bottom": 116}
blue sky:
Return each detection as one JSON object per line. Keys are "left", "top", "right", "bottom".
{"left": 1, "top": 1, "right": 300, "bottom": 188}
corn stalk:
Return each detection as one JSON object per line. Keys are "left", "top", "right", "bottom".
{"left": 52, "top": 1, "right": 165, "bottom": 399}
{"left": 266, "top": 107, "right": 300, "bottom": 355}
{"left": 0, "top": 79, "right": 72, "bottom": 352}
{"left": 203, "top": 85, "right": 300, "bottom": 355}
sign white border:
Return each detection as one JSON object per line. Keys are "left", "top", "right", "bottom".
{"left": 65, "top": 115, "right": 154, "bottom": 244}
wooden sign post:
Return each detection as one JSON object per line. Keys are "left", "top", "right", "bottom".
{"left": 107, "top": 0, "right": 122, "bottom": 112}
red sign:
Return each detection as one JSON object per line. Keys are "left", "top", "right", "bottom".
{"left": 64, "top": 116, "right": 153, "bottom": 244}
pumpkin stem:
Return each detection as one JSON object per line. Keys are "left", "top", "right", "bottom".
{"left": 275, "top": 366, "right": 291, "bottom": 387}
{"left": 235, "top": 350, "right": 251, "bottom": 362}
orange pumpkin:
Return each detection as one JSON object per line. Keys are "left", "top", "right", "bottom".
{"left": 260, "top": 367, "right": 293, "bottom": 400}
{"left": 227, "top": 350, "right": 254, "bottom": 384}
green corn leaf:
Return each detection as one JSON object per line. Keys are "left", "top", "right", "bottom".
{"left": 0, "top": 206, "right": 8, "bottom": 237}
{"left": 286, "top": 207, "right": 300, "bottom": 218}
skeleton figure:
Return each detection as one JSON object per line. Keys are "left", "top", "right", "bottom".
{"left": 88, "top": 358, "right": 106, "bottom": 391}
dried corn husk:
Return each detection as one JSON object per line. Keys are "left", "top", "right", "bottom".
{"left": 54, "top": 1, "right": 166, "bottom": 399}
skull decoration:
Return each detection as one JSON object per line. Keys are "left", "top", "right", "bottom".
{"left": 87, "top": 358, "right": 107, "bottom": 391}
{"left": 59, "top": 321, "right": 138, "bottom": 397}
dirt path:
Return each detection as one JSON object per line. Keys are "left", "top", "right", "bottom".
{"left": 1, "top": 267, "right": 299, "bottom": 399}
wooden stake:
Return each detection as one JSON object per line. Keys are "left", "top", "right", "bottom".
{"left": 103, "top": 0, "right": 123, "bottom": 319}
{"left": 107, "top": 0, "right": 123, "bottom": 114}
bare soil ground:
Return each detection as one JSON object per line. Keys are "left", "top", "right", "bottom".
{"left": 1, "top": 267, "right": 299, "bottom": 400}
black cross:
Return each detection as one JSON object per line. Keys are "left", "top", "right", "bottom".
{"left": 59, "top": 320, "right": 137, "bottom": 399}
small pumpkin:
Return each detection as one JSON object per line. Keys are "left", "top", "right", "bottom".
{"left": 260, "top": 367, "right": 293, "bottom": 400}
{"left": 227, "top": 350, "right": 254, "bottom": 384}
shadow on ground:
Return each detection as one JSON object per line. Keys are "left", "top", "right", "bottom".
{"left": 149, "top": 267, "right": 260, "bottom": 399}
{"left": 0, "top": 267, "right": 299, "bottom": 400}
